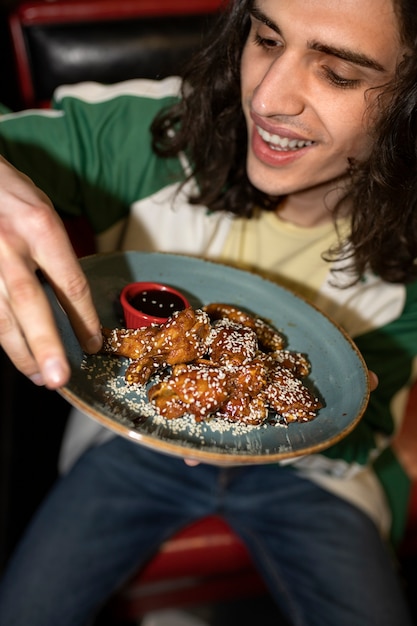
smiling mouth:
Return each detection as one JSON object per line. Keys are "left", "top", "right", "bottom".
{"left": 256, "top": 126, "right": 314, "bottom": 151}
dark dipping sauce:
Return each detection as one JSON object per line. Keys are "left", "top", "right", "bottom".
{"left": 128, "top": 289, "right": 186, "bottom": 318}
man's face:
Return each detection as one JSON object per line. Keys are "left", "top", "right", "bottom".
{"left": 241, "top": 0, "right": 404, "bottom": 200}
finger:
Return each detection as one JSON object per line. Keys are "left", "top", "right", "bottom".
{"left": 369, "top": 371, "right": 379, "bottom": 392}
{"left": 184, "top": 458, "right": 201, "bottom": 467}
{"left": 0, "top": 290, "right": 45, "bottom": 384}
{"left": 27, "top": 208, "right": 103, "bottom": 356}
{"left": 0, "top": 270, "right": 71, "bottom": 388}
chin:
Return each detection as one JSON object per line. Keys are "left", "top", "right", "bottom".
{"left": 247, "top": 169, "right": 290, "bottom": 197}
{"left": 246, "top": 156, "right": 294, "bottom": 196}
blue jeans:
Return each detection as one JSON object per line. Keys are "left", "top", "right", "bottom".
{"left": 0, "top": 437, "right": 412, "bottom": 626}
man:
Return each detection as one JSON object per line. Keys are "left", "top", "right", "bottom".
{"left": 0, "top": 0, "right": 415, "bottom": 623}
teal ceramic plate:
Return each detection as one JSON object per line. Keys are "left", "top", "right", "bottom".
{"left": 48, "top": 251, "right": 370, "bottom": 465}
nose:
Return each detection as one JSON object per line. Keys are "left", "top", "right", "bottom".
{"left": 251, "top": 52, "right": 306, "bottom": 118}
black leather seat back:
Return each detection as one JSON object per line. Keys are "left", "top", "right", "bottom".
{"left": 23, "top": 13, "right": 217, "bottom": 104}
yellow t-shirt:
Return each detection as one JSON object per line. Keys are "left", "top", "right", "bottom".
{"left": 219, "top": 210, "right": 346, "bottom": 303}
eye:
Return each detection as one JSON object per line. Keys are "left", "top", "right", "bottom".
{"left": 322, "top": 66, "right": 361, "bottom": 89}
{"left": 253, "top": 32, "right": 281, "bottom": 52}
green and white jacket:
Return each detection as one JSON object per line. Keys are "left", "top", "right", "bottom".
{"left": 1, "top": 77, "right": 416, "bottom": 544}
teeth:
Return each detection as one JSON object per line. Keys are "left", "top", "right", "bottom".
{"left": 257, "top": 126, "right": 313, "bottom": 151}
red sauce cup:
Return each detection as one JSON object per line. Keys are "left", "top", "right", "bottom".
{"left": 120, "top": 281, "right": 190, "bottom": 328}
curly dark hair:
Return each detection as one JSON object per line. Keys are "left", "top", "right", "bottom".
{"left": 151, "top": 0, "right": 417, "bottom": 284}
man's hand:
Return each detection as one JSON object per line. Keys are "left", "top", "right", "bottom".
{"left": 0, "top": 156, "right": 102, "bottom": 388}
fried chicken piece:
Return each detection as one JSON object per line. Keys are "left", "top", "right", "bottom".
{"left": 203, "top": 302, "right": 285, "bottom": 352}
{"left": 216, "top": 358, "right": 269, "bottom": 424}
{"left": 217, "top": 393, "right": 269, "bottom": 425}
{"left": 102, "top": 308, "right": 212, "bottom": 384}
{"left": 148, "top": 361, "right": 233, "bottom": 420}
{"left": 102, "top": 325, "right": 159, "bottom": 359}
{"left": 203, "top": 302, "right": 258, "bottom": 327}
{"left": 260, "top": 350, "right": 311, "bottom": 378}
{"left": 263, "top": 365, "right": 322, "bottom": 423}
{"left": 149, "top": 357, "right": 270, "bottom": 424}
{"left": 207, "top": 319, "right": 258, "bottom": 367}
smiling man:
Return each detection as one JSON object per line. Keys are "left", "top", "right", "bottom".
{"left": 0, "top": 0, "right": 416, "bottom": 624}
{"left": 241, "top": 0, "right": 402, "bottom": 225}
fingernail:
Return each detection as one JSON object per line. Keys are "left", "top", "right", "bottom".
{"left": 85, "top": 333, "right": 103, "bottom": 354}
{"left": 29, "top": 372, "right": 45, "bottom": 386}
{"left": 42, "top": 358, "right": 69, "bottom": 387}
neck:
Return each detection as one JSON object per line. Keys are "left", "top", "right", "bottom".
{"left": 275, "top": 181, "right": 349, "bottom": 228}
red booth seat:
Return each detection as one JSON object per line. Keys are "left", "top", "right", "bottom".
{"left": 106, "top": 515, "right": 267, "bottom": 622}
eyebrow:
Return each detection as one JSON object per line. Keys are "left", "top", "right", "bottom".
{"left": 249, "top": 4, "right": 386, "bottom": 73}
{"left": 309, "top": 42, "right": 385, "bottom": 73}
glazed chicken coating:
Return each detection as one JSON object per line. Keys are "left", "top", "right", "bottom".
{"left": 215, "top": 358, "right": 270, "bottom": 424}
{"left": 203, "top": 302, "right": 285, "bottom": 352}
{"left": 148, "top": 361, "right": 233, "bottom": 421}
{"left": 207, "top": 318, "right": 258, "bottom": 367}
{"left": 150, "top": 357, "right": 270, "bottom": 423}
{"left": 260, "top": 350, "right": 311, "bottom": 378}
{"left": 101, "top": 302, "right": 322, "bottom": 425}
{"left": 102, "top": 325, "right": 159, "bottom": 360}
{"left": 263, "top": 365, "right": 322, "bottom": 422}
{"left": 101, "top": 307, "right": 212, "bottom": 384}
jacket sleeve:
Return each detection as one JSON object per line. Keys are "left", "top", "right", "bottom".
{"left": 0, "top": 78, "right": 183, "bottom": 234}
